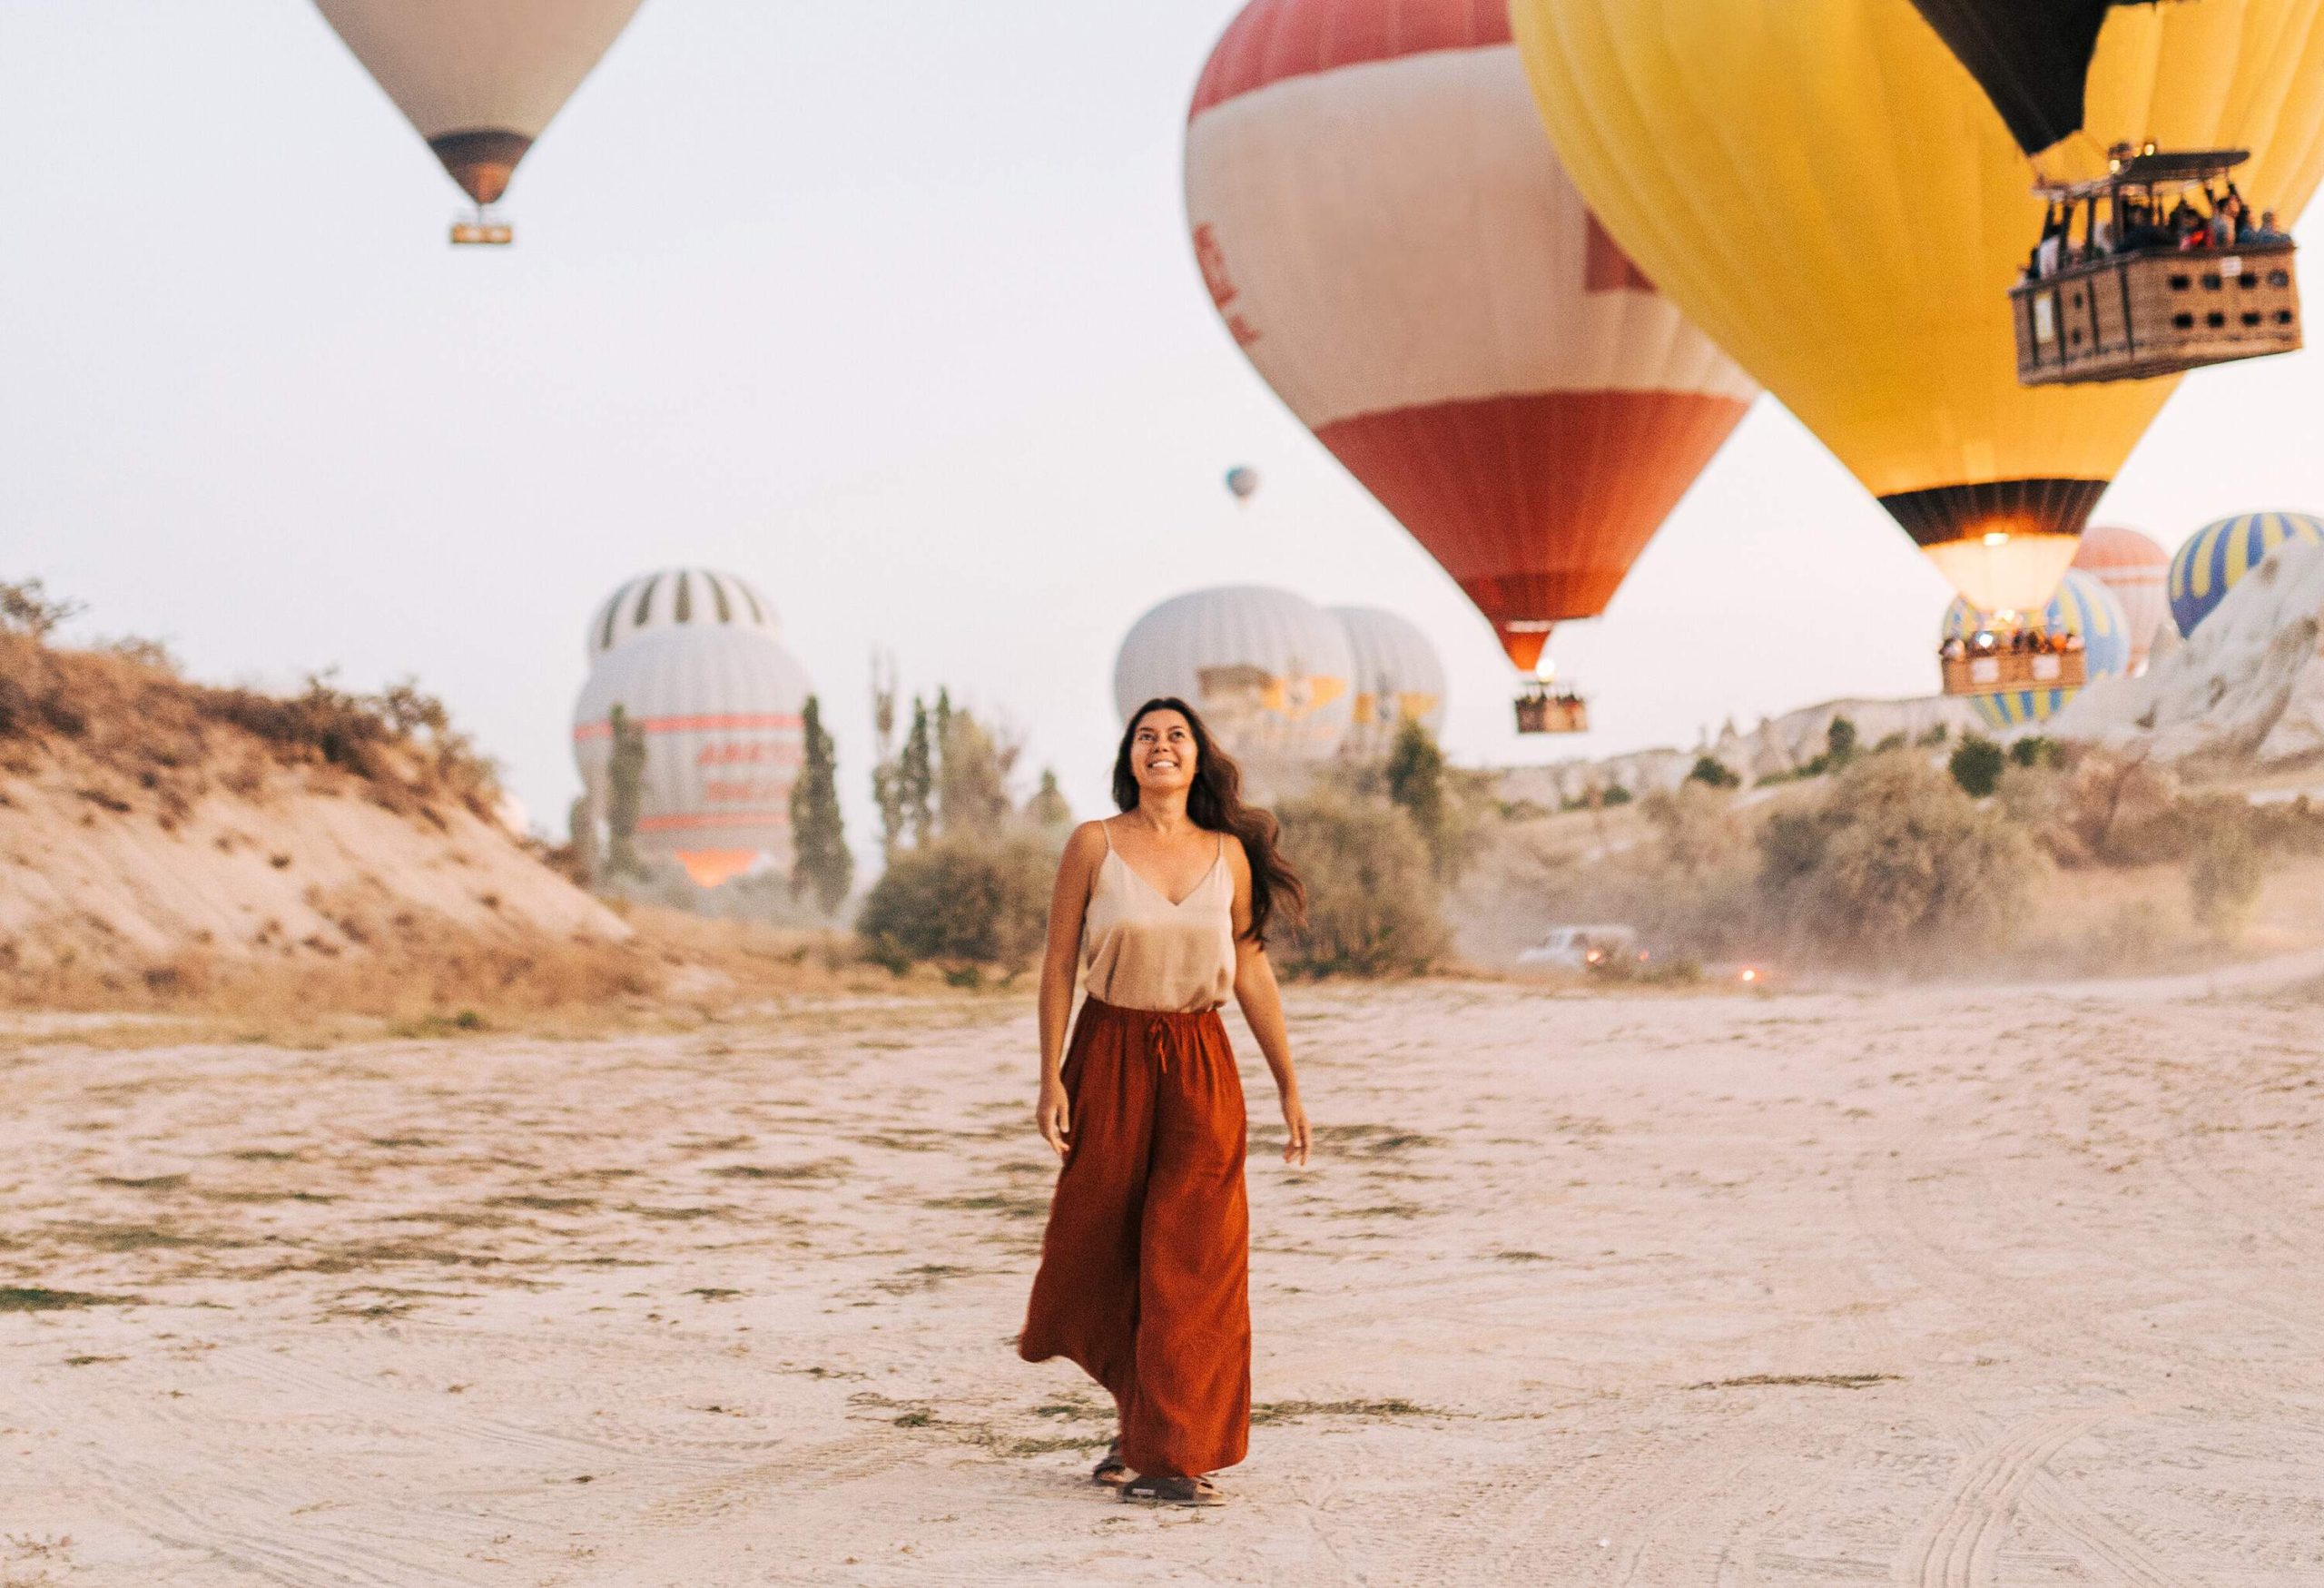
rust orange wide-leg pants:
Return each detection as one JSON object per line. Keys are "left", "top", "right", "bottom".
{"left": 1019, "top": 996, "right": 1250, "bottom": 1478}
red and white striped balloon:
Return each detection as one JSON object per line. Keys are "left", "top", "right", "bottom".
{"left": 1184, "top": 0, "right": 1757, "bottom": 675}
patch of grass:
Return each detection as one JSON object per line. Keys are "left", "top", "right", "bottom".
{"left": 1252, "top": 1398, "right": 1439, "bottom": 1425}
{"left": 0, "top": 1287, "right": 132, "bottom": 1312}
{"left": 1492, "top": 1250, "right": 1555, "bottom": 1263}
{"left": 1031, "top": 1398, "right": 1106, "bottom": 1422}
{"left": 712, "top": 1160, "right": 847, "bottom": 1182}
{"left": 686, "top": 1287, "right": 742, "bottom": 1301}
{"left": 922, "top": 1192, "right": 1047, "bottom": 1219}
{"left": 853, "top": 1131, "right": 946, "bottom": 1153}
{"left": 227, "top": 1149, "right": 302, "bottom": 1163}
{"left": 1328, "top": 1203, "right": 1429, "bottom": 1220}
{"left": 1310, "top": 1123, "right": 1442, "bottom": 1157}
{"left": 488, "top": 1195, "right": 597, "bottom": 1213}
{"left": 94, "top": 1174, "right": 188, "bottom": 1192}
{"left": 1685, "top": 1373, "right": 1900, "bottom": 1392}
{"left": 987, "top": 1433, "right": 1109, "bottom": 1457}
{"left": 201, "top": 1189, "right": 336, "bottom": 1206}
{"left": 389, "top": 1011, "right": 487, "bottom": 1040}
{"left": 53, "top": 1225, "right": 203, "bottom": 1252}
{"left": 891, "top": 1409, "right": 934, "bottom": 1427}
{"left": 64, "top": 1354, "right": 127, "bottom": 1366}
{"left": 873, "top": 1263, "right": 972, "bottom": 1295}
{"left": 617, "top": 1204, "right": 733, "bottom": 1223}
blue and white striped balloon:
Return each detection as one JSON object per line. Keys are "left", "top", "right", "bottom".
{"left": 2167, "top": 511, "right": 2324, "bottom": 639}
{"left": 1940, "top": 568, "right": 2130, "bottom": 732}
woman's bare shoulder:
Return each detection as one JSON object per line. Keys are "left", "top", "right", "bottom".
{"left": 1220, "top": 825, "right": 1255, "bottom": 879}
{"left": 1063, "top": 819, "right": 1111, "bottom": 861}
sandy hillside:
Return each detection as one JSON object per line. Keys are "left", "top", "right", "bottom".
{"left": 0, "top": 634, "right": 623, "bottom": 996}
{"left": 5, "top": 973, "right": 2323, "bottom": 1586}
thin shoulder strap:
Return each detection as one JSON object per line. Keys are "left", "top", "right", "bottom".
{"left": 1099, "top": 817, "right": 1115, "bottom": 855}
{"left": 1216, "top": 830, "right": 1226, "bottom": 863}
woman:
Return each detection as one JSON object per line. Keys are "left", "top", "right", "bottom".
{"left": 1018, "top": 697, "right": 1312, "bottom": 1507}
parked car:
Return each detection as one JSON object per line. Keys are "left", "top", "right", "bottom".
{"left": 1516, "top": 924, "right": 1640, "bottom": 971}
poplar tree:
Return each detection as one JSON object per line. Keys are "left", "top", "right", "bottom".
{"left": 899, "top": 697, "right": 935, "bottom": 846}
{"left": 1025, "top": 767, "right": 1072, "bottom": 836}
{"left": 605, "top": 704, "right": 648, "bottom": 879}
{"left": 789, "top": 695, "right": 852, "bottom": 913}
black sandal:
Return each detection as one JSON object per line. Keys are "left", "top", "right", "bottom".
{"left": 1092, "top": 1438, "right": 1130, "bottom": 1488}
{"left": 1119, "top": 1473, "right": 1225, "bottom": 1507}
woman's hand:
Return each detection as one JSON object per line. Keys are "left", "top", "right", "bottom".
{"left": 1279, "top": 1090, "right": 1311, "bottom": 1167}
{"left": 1037, "top": 1077, "right": 1071, "bottom": 1159}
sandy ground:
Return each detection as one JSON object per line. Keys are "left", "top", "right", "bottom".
{"left": 5, "top": 973, "right": 2324, "bottom": 1586}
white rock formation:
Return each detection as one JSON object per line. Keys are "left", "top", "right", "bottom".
{"left": 1494, "top": 694, "right": 1983, "bottom": 808}
{"left": 2051, "top": 538, "right": 2324, "bottom": 770}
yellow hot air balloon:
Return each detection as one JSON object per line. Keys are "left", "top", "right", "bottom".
{"left": 1509, "top": 0, "right": 2324, "bottom": 615}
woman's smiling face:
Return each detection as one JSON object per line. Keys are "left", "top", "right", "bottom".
{"left": 1129, "top": 708, "right": 1198, "bottom": 794}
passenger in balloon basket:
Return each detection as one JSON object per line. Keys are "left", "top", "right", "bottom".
{"left": 1018, "top": 697, "right": 1312, "bottom": 1508}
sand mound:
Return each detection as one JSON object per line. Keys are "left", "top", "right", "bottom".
{"left": 0, "top": 630, "right": 625, "bottom": 1002}
{"left": 2055, "top": 537, "right": 2324, "bottom": 768}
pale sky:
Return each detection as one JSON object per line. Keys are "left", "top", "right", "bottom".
{"left": 5, "top": 2, "right": 2319, "bottom": 857}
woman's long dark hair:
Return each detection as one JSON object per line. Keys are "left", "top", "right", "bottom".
{"left": 1112, "top": 697, "right": 1305, "bottom": 946}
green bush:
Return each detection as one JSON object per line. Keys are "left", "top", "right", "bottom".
{"left": 1274, "top": 790, "right": 1447, "bottom": 977}
{"left": 1687, "top": 755, "right": 1740, "bottom": 790}
{"left": 855, "top": 831, "right": 1054, "bottom": 975}
{"left": 1758, "top": 752, "right": 2038, "bottom": 962}
{"left": 1948, "top": 735, "right": 2005, "bottom": 798}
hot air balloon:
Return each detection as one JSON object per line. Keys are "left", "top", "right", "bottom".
{"left": 1225, "top": 465, "right": 1261, "bottom": 503}
{"left": 573, "top": 625, "right": 811, "bottom": 890}
{"left": 2168, "top": 510, "right": 2324, "bottom": 637}
{"left": 1114, "top": 587, "right": 1354, "bottom": 763}
{"left": 1509, "top": 0, "right": 2324, "bottom": 620}
{"left": 2071, "top": 526, "right": 2169, "bottom": 672}
{"left": 586, "top": 568, "right": 779, "bottom": 667}
{"left": 1327, "top": 606, "right": 1448, "bottom": 759}
{"left": 314, "top": 0, "right": 645, "bottom": 244}
{"left": 1941, "top": 569, "right": 2130, "bottom": 730}
{"left": 1184, "top": 0, "right": 1757, "bottom": 734}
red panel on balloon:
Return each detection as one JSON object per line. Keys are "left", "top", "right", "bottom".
{"left": 1189, "top": 0, "right": 1512, "bottom": 118}
{"left": 1316, "top": 390, "right": 1751, "bottom": 668}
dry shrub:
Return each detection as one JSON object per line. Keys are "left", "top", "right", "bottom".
{"left": 856, "top": 831, "right": 1054, "bottom": 978}
{"left": 1758, "top": 751, "right": 2040, "bottom": 965}
{"left": 0, "top": 904, "right": 897, "bottom": 1039}
{"left": 0, "top": 628, "right": 497, "bottom": 826}
{"left": 2187, "top": 814, "right": 2265, "bottom": 942}
{"left": 1275, "top": 790, "right": 1447, "bottom": 977}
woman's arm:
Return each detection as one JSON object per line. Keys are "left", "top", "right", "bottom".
{"left": 1226, "top": 841, "right": 1311, "bottom": 1167}
{"left": 1035, "top": 821, "right": 1107, "bottom": 1158}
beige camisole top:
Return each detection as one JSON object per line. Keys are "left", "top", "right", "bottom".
{"left": 1080, "top": 820, "right": 1237, "bottom": 1012}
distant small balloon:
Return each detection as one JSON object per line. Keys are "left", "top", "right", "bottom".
{"left": 1225, "top": 465, "right": 1260, "bottom": 502}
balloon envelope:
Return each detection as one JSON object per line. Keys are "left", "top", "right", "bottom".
{"left": 573, "top": 626, "right": 811, "bottom": 885}
{"left": 1941, "top": 568, "right": 2130, "bottom": 730}
{"left": 2168, "top": 511, "right": 2324, "bottom": 638}
{"left": 1226, "top": 465, "right": 1261, "bottom": 501}
{"left": 1510, "top": 0, "right": 2324, "bottom": 614}
{"left": 586, "top": 568, "right": 780, "bottom": 667}
{"left": 1186, "top": 0, "right": 1756, "bottom": 673}
{"left": 1327, "top": 606, "right": 1449, "bottom": 758}
{"left": 2071, "top": 525, "right": 2169, "bottom": 672}
{"left": 1905, "top": 0, "right": 2120, "bottom": 157}
{"left": 315, "top": 0, "right": 645, "bottom": 204}
{"left": 1115, "top": 586, "right": 1355, "bottom": 762}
